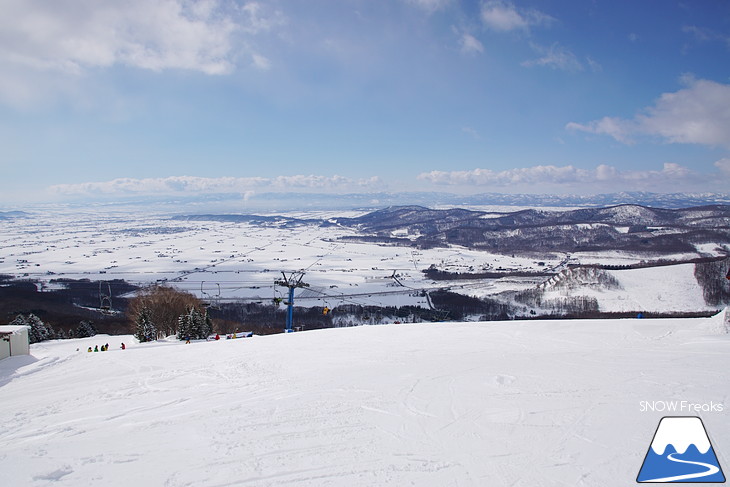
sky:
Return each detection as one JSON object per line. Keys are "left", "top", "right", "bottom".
{"left": 1, "top": 0, "right": 729, "bottom": 206}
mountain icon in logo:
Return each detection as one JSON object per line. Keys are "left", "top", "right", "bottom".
{"left": 637, "top": 416, "right": 725, "bottom": 483}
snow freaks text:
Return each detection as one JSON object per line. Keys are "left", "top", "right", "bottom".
{"left": 639, "top": 401, "right": 724, "bottom": 413}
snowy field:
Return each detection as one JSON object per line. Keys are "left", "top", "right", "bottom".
{"left": 1, "top": 208, "right": 723, "bottom": 313}
{"left": 1, "top": 314, "right": 728, "bottom": 486}
{"left": 0, "top": 209, "right": 560, "bottom": 309}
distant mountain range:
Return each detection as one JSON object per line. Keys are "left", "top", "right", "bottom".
{"left": 29, "top": 191, "right": 730, "bottom": 213}
{"left": 179, "top": 203, "right": 730, "bottom": 255}
{"left": 240, "top": 191, "right": 730, "bottom": 210}
{"left": 0, "top": 211, "right": 28, "bottom": 219}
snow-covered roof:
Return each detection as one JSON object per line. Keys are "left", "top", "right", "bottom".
{"left": 0, "top": 325, "right": 30, "bottom": 335}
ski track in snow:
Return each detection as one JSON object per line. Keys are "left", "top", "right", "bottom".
{"left": 0, "top": 315, "right": 728, "bottom": 486}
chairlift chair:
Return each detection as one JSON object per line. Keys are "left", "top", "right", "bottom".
{"left": 99, "top": 281, "right": 112, "bottom": 315}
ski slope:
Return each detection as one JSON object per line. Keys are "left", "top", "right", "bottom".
{"left": 1, "top": 314, "right": 728, "bottom": 486}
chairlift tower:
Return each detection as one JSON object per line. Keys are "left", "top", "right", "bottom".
{"left": 274, "top": 271, "right": 309, "bottom": 333}
{"left": 99, "top": 281, "right": 112, "bottom": 314}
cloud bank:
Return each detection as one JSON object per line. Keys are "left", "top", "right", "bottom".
{"left": 0, "top": 0, "right": 284, "bottom": 106}
{"left": 49, "top": 175, "right": 383, "bottom": 197}
{"left": 417, "top": 162, "right": 719, "bottom": 190}
{"left": 567, "top": 77, "right": 730, "bottom": 148}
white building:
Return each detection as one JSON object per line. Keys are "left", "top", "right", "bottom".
{"left": 0, "top": 325, "right": 30, "bottom": 360}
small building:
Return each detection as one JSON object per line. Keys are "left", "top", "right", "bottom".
{"left": 0, "top": 325, "right": 30, "bottom": 360}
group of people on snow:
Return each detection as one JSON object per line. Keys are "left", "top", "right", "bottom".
{"left": 87, "top": 342, "right": 125, "bottom": 352}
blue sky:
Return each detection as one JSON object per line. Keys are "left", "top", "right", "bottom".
{"left": 1, "top": 0, "right": 729, "bottom": 205}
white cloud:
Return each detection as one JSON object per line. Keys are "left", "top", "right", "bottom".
{"left": 405, "top": 0, "right": 452, "bottom": 13}
{"left": 251, "top": 53, "right": 272, "bottom": 70}
{"left": 566, "top": 116, "right": 637, "bottom": 144}
{"left": 714, "top": 158, "right": 730, "bottom": 175}
{"left": 460, "top": 33, "right": 484, "bottom": 54}
{"left": 522, "top": 42, "right": 582, "bottom": 72}
{"left": 637, "top": 77, "right": 730, "bottom": 146}
{"left": 461, "top": 126, "right": 482, "bottom": 139}
{"left": 682, "top": 25, "right": 730, "bottom": 49}
{"left": 239, "top": 2, "right": 284, "bottom": 35}
{"left": 480, "top": 1, "right": 553, "bottom": 32}
{"left": 417, "top": 163, "right": 709, "bottom": 189}
{"left": 567, "top": 78, "right": 730, "bottom": 148}
{"left": 49, "top": 175, "right": 383, "bottom": 196}
{"left": 0, "top": 0, "right": 285, "bottom": 106}
{"left": 0, "top": 0, "right": 247, "bottom": 75}
{"left": 418, "top": 165, "right": 593, "bottom": 186}
{"left": 586, "top": 56, "right": 602, "bottom": 73}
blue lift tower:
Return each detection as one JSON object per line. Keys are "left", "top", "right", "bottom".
{"left": 274, "top": 271, "right": 309, "bottom": 333}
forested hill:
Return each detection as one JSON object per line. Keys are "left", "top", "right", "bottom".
{"left": 330, "top": 204, "right": 730, "bottom": 253}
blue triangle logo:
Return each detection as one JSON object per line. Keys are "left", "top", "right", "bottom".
{"left": 637, "top": 416, "right": 725, "bottom": 483}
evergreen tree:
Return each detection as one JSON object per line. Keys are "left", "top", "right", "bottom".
{"left": 135, "top": 306, "right": 157, "bottom": 343}
{"left": 202, "top": 309, "right": 214, "bottom": 339}
{"left": 192, "top": 307, "right": 210, "bottom": 339}
{"left": 177, "top": 307, "right": 212, "bottom": 340}
{"left": 11, "top": 313, "right": 51, "bottom": 344}
{"left": 127, "top": 285, "right": 202, "bottom": 338}
{"left": 76, "top": 320, "right": 97, "bottom": 338}
{"left": 177, "top": 309, "right": 193, "bottom": 340}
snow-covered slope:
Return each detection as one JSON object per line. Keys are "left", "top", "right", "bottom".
{"left": 1, "top": 315, "right": 728, "bottom": 486}
{"left": 537, "top": 263, "right": 715, "bottom": 313}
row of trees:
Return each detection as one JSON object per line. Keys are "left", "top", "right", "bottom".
{"left": 8, "top": 314, "right": 97, "bottom": 343}
{"left": 129, "top": 285, "right": 213, "bottom": 342}
{"left": 694, "top": 258, "right": 730, "bottom": 306}
{"left": 8, "top": 286, "right": 221, "bottom": 344}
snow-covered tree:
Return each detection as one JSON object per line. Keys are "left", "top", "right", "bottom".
{"left": 135, "top": 306, "right": 157, "bottom": 343}
{"left": 177, "top": 307, "right": 212, "bottom": 340}
{"left": 177, "top": 309, "right": 193, "bottom": 341}
{"left": 75, "top": 320, "right": 97, "bottom": 338}
{"left": 202, "top": 309, "right": 214, "bottom": 339}
{"left": 10, "top": 313, "right": 52, "bottom": 344}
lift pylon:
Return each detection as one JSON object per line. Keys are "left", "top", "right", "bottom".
{"left": 273, "top": 271, "right": 309, "bottom": 332}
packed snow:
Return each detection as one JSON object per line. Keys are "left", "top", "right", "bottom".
{"left": 1, "top": 313, "right": 728, "bottom": 486}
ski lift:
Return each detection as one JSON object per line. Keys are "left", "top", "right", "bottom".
{"left": 99, "top": 281, "right": 112, "bottom": 315}
{"left": 273, "top": 280, "right": 285, "bottom": 306}
{"left": 201, "top": 281, "right": 221, "bottom": 309}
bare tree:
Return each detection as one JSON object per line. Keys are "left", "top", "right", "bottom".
{"left": 127, "top": 285, "right": 202, "bottom": 339}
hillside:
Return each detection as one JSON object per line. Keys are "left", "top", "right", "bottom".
{"left": 333, "top": 204, "right": 730, "bottom": 253}
{"left": 1, "top": 315, "right": 728, "bottom": 486}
